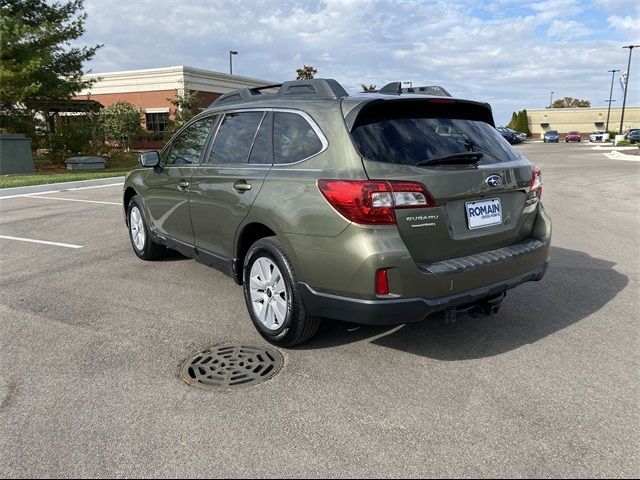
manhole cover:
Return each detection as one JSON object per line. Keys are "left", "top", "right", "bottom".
{"left": 181, "top": 344, "right": 284, "bottom": 390}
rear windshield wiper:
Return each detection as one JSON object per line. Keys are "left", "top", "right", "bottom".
{"left": 415, "top": 152, "right": 483, "bottom": 167}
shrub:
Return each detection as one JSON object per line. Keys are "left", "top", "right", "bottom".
{"left": 99, "top": 101, "right": 142, "bottom": 150}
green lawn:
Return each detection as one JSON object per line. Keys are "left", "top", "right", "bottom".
{"left": 0, "top": 170, "right": 131, "bottom": 189}
{"left": 1, "top": 151, "right": 139, "bottom": 189}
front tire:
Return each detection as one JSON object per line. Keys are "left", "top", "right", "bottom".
{"left": 127, "top": 195, "right": 166, "bottom": 260}
{"left": 243, "top": 237, "right": 320, "bottom": 347}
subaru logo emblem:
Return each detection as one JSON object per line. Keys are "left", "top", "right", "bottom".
{"left": 486, "top": 174, "right": 502, "bottom": 188}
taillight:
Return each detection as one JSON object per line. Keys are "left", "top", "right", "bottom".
{"left": 529, "top": 166, "right": 543, "bottom": 201}
{"left": 317, "top": 179, "right": 435, "bottom": 225}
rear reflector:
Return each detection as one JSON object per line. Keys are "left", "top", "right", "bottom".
{"left": 317, "top": 179, "right": 435, "bottom": 225}
{"left": 376, "top": 269, "right": 389, "bottom": 295}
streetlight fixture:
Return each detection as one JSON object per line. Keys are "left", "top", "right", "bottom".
{"left": 606, "top": 69, "right": 620, "bottom": 133}
{"left": 549, "top": 91, "right": 554, "bottom": 108}
{"left": 229, "top": 50, "right": 238, "bottom": 75}
{"left": 619, "top": 45, "right": 640, "bottom": 133}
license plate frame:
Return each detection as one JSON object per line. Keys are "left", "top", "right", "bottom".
{"left": 465, "top": 198, "right": 502, "bottom": 230}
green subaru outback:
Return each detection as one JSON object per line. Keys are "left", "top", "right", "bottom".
{"left": 123, "top": 79, "right": 551, "bottom": 346}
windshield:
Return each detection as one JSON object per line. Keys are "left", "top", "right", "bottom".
{"left": 351, "top": 117, "right": 523, "bottom": 166}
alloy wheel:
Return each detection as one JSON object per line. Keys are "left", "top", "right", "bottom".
{"left": 249, "top": 257, "right": 288, "bottom": 331}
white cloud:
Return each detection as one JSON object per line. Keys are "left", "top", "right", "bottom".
{"left": 607, "top": 15, "right": 640, "bottom": 41}
{"left": 75, "top": 0, "right": 640, "bottom": 125}
{"left": 547, "top": 20, "right": 593, "bottom": 39}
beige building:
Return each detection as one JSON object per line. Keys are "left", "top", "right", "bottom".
{"left": 527, "top": 106, "right": 640, "bottom": 139}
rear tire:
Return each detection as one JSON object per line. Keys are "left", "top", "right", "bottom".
{"left": 243, "top": 237, "right": 320, "bottom": 347}
{"left": 127, "top": 195, "right": 166, "bottom": 260}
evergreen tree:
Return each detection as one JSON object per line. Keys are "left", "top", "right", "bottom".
{"left": 0, "top": 0, "right": 101, "bottom": 128}
{"left": 518, "top": 109, "right": 531, "bottom": 136}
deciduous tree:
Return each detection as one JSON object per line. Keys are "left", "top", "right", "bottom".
{"left": 167, "top": 90, "right": 199, "bottom": 133}
{"left": 551, "top": 97, "right": 591, "bottom": 108}
{"left": 296, "top": 65, "right": 317, "bottom": 80}
{"left": 100, "top": 101, "right": 141, "bottom": 150}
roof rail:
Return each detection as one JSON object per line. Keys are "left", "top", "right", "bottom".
{"left": 377, "top": 82, "right": 452, "bottom": 97}
{"left": 210, "top": 78, "right": 349, "bottom": 107}
{"left": 211, "top": 84, "right": 282, "bottom": 107}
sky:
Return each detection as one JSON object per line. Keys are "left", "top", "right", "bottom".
{"left": 77, "top": 0, "right": 640, "bottom": 125}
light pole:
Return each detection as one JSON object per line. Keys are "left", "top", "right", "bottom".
{"left": 619, "top": 45, "right": 639, "bottom": 133}
{"left": 229, "top": 50, "right": 238, "bottom": 75}
{"left": 549, "top": 91, "right": 554, "bottom": 108}
{"left": 606, "top": 69, "right": 620, "bottom": 132}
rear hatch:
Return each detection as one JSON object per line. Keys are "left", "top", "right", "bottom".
{"left": 346, "top": 97, "right": 539, "bottom": 264}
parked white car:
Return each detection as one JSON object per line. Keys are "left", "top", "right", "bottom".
{"left": 589, "top": 131, "right": 608, "bottom": 142}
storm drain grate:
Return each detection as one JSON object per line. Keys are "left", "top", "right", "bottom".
{"left": 181, "top": 344, "right": 284, "bottom": 391}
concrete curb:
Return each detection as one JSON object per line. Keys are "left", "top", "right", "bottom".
{"left": 603, "top": 151, "right": 640, "bottom": 162}
{"left": 0, "top": 176, "right": 125, "bottom": 197}
{"left": 589, "top": 144, "right": 638, "bottom": 151}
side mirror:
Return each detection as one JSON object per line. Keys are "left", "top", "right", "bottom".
{"left": 139, "top": 151, "right": 160, "bottom": 168}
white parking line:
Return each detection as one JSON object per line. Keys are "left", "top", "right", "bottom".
{"left": 26, "top": 196, "right": 120, "bottom": 206}
{"left": 0, "top": 182, "right": 123, "bottom": 200}
{"left": 0, "top": 235, "right": 83, "bottom": 249}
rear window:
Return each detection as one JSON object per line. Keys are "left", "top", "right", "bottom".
{"left": 351, "top": 117, "right": 522, "bottom": 166}
{"left": 273, "top": 112, "right": 324, "bottom": 164}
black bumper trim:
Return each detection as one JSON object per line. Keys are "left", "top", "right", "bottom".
{"left": 418, "top": 238, "right": 545, "bottom": 275}
{"left": 298, "top": 261, "right": 548, "bottom": 325}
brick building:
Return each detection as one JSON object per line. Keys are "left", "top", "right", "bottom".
{"left": 74, "top": 66, "right": 274, "bottom": 145}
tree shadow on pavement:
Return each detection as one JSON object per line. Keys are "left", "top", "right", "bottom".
{"left": 297, "top": 246, "right": 628, "bottom": 360}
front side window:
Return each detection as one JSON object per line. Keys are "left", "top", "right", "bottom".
{"left": 162, "top": 116, "right": 217, "bottom": 166}
{"left": 207, "top": 111, "right": 265, "bottom": 165}
{"left": 273, "top": 112, "right": 323, "bottom": 164}
{"left": 248, "top": 112, "right": 273, "bottom": 165}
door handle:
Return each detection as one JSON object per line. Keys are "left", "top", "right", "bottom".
{"left": 233, "top": 180, "right": 252, "bottom": 192}
{"left": 178, "top": 181, "right": 190, "bottom": 190}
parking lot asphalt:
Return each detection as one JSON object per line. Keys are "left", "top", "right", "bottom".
{"left": 0, "top": 142, "right": 638, "bottom": 478}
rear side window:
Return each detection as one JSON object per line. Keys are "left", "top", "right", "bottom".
{"left": 207, "top": 111, "right": 265, "bottom": 165}
{"left": 273, "top": 112, "right": 323, "bottom": 164}
{"left": 162, "top": 116, "right": 217, "bottom": 166}
{"left": 351, "top": 117, "right": 522, "bottom": 165}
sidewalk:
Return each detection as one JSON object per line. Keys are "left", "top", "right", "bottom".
{"left": 0, "top": 176, "right": 125, "bottom": 198}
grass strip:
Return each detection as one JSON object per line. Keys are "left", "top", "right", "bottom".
{"left": 0, "top": 170, "right": 130, "bottom": 189}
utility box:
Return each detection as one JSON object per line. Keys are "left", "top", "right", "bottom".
{"left": 0, "top": 134, "right": 36, "bottom": 175}
{"left": 614, "top": 135, "right": 626, "bottom": 146}
{"left": 65, "top": 156, "right": 106, "bottom": 170}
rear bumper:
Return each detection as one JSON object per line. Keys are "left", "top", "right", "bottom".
{"left": 298, "top": 261, "right": 548, "bottom": 325}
